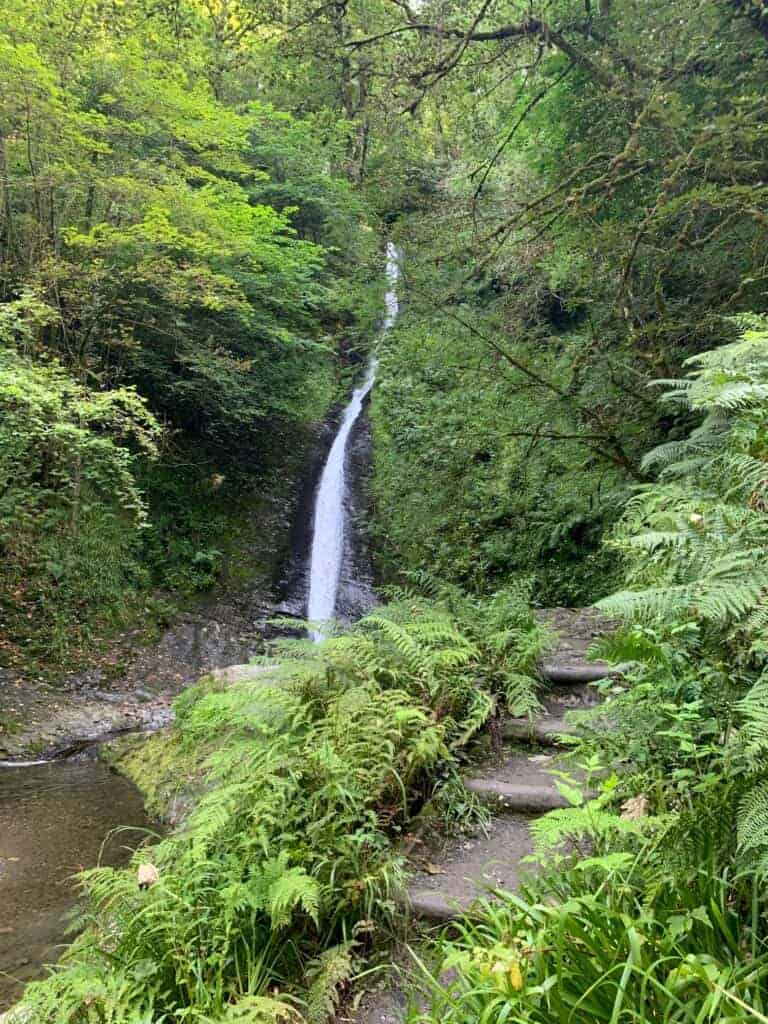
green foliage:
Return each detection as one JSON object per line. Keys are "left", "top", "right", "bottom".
{"left": 370, "top": 312, "right": 624, "bottom": 604}
{"left": 527, "top": 768, "right": 653, "bottom": 859}
{"left": 304, "top": 945, "right": 355, "bottom": 1024}
{"left": 399, "top": 576, "right": 552, "bottom": 716}
{"left": 363, "top": 0, "right": 768, "bottom": 604}
{"left": 598, "top": 318, "right": 768, "bottom": 639}
{"left": 568, "top": 322, "right": 768, "bottom": 859}
{"left": 278, "top": 580, "right": 549, "bottom": 729}
{"left": 407, "top": 318, "right": 768, "bottom": 1024}
{"left": 409, "top": 863, "right": 768, "bottom": 1024}
{"left": 0, "top": 327, "right": 160, "bottom": 661}
{"left": 8, "top": 0, "right": 768, "bottom": 1018}
{"left": 18, "top": 584, "right": 545, "bottom": 1022}
{"left": 0, "top": 0, "right": 382, "bottom": 666}
{"left": 0, "top": 0, "right": 348, "bottom": 443}
{"left": 22, "top": 675, "right": 412, "bottom": 1020}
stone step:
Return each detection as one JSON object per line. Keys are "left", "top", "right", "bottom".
{"left": 535, "top": 607, "right": 621, "bottom": 686}
{"left": 465, "top": 751, "right": 569, "bottom": 814}
{"left": 536, "top": 607, "right": 615, "bottom": 656}
{"left": 540, "top": 660, "right": 620, "bottom": 684}
{"left": 404, "top": 815, "right": 534, "bottom": 925}
{"left": 355, "top": 609, "right": 619, "bottom": 1017}
{"left": 544, "top": 682, "right": 603, "bottom": 709}
{"left": 404, "top": 890, "right": 460, "bottom": 923}
{"left": 501, "top": 715, "right": 576, "bottom": 746}
{"left": 465, "top": 777, "right": 569, "bottom": 813}
{"left": 501, "top": 674, "right": 617, "bottom": 747}
{"left": 466, "top": 749, "right": 593, "bottom": 815}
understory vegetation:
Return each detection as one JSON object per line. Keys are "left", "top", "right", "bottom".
{"left": 368, "top": 0, "right": 768, "bottom": 606}
{"left": 18, "top": 589, "right": 547, "bottom": 1022}
{"left": 408, "top": 320, "right": 768, "bottom": 1022}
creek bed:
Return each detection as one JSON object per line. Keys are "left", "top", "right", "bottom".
{"left": 0, "top": 756, "right": 153, "bottom": 1010}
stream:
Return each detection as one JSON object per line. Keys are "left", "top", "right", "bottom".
{"left": 0, "top": 244, "right": 400, "bottom": 1012}
{"left": 0, "top": 756, "right": 153, "bottom": 1009}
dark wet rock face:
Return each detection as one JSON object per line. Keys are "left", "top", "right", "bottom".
{"left": 275, "top": 408, "right": 342, "bottom": 620}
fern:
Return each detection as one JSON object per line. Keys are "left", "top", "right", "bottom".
{"left": 529, "top": 794, "right": 653, "bottom": 856}
{"left": 737, "top": 673, "right": 768, "bottom": 760}
{"left": 304, "top": 944, "right": 354, "bottom": 1024}
{"left": 589, "top": 626, "right": 674, "bottom": 670}
{"left": 270, "top": 588, "right": 544, "bottom": 743}
{"left": 213, "top": 996, "right": 304, "bottom": 1022}
{"left": 502, "top": 672, "right": 541, "bottom": 717}
{"left": 601, "top": 318, "right": 768, "bottom": 640}
{"left": 267, "top": 864, "right": 321, "bottom": 929}
{"left": 738, "top": 783, "right": 768, "bottom": 858}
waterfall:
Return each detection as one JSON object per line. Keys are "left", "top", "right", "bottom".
{"left": 306, "top": 243, "right": 400, "bottom": 641}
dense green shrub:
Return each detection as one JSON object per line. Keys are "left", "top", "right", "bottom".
{"left": 0, "top": 303, "right": 160, "bottom": 660}
{"left": 370, "top": 313, "right": 625, "bottom": 604}
{"left": 581, "top": 317, "right": 768, "bottom": 870}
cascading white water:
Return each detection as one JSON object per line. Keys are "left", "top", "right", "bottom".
{"left": 307, "top": 243, "right": 400, "bottom": 640}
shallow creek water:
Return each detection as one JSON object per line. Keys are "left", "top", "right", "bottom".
{"left": 0, "top": 757, "right": 152, "bottom": 1009}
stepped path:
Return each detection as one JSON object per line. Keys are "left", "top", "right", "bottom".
{"left": 352, "top": 607, "right": 617, "bottom": 1024}
{"left": 405, "top": 606, "right": 616, "bottom": 924}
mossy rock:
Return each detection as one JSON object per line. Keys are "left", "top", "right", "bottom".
{"left": 103, "top": 729, "right": 206, "bottom": 825}
{"left": 104, "top": 662, "right": 288, "bottom": 823}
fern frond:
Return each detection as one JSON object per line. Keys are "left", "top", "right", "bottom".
{"left": 738, "top": 783, "right": 768, "bottom": 854}
{"left": 304, "top": 944, "right": 354, "bottom": 1024}
{"left": 641, "top": 439, "right": 701, "bottom": 473}
{"left": 529, "top": 802, "right": 650, "bottom": 854}
{"left": 503, "top": 672, "right": 542, "bottom": 717}
{"left": 219, "top": 995, "right": 304, "bottom": 1021}
{"left": 737, "top": 674, "right": 768, "bottom": 759}
{"left": 588, "top": 627, "right": 672, "bottom": 670}
{"left": 267, "top": 864, "right": 321, "bottom": 929}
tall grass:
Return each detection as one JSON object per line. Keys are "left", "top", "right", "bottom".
{"left": 409, "top": 862, "right": 768, "bottom": 1024}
